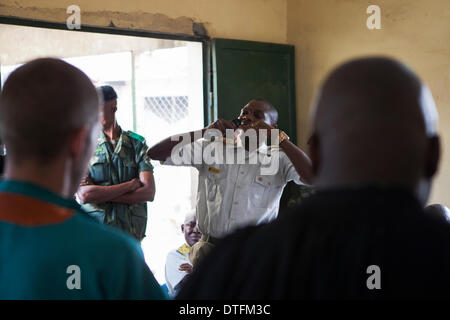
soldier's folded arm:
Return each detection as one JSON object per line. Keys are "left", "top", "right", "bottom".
{"left": 110, "top": 171, "right": 155, "bottom": 204}
{"left": 77, "top": 175, "right": 141, "bottom": 205}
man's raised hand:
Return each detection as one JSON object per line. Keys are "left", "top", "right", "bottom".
{"left": 205, "top": 118, "right": 236, "bottom": 135}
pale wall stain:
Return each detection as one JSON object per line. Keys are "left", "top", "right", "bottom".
{"left": 0, "top": 4, "right": 208, "bottom": 37}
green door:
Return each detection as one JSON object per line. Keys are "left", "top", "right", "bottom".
{"left": 211, "top": 38, "right": 312, "bottom": 210}
{"left": 211, "top": 38, "right": 297, "bottom": 144}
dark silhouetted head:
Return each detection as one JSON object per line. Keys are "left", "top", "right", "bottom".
{"left": 425, "top": 204, "right": 450, "bottom": 222}
{"left": 309, "top": 57, "right": 440, "bottom": 205}
{"left": 0, "top": 58, "right": 100, "bottom": 194}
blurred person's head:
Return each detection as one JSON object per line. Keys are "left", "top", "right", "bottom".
{"left": 309, "top": 57, "right": 440, "bottom": 206}
{"left": 0, "top": 58, "right": 100, "bottom": 196}
{"left": 182, "top": 214, "right": 201, "bottom": 247}
{"left": 425, "top": 204, "right": 450, "bottom": 222}
{"left": 97, "top": 85, "right": 117, "bottom": 130}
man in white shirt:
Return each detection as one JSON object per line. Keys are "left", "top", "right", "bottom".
{"left": 148, "top": 99, "right": 313, "bottom": 266}
{"left": 165, "top": 214, "right": 201, "bottom": 297}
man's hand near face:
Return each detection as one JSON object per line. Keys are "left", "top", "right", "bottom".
{"left": 240, "top": 120, "right": 275, "bottom": 136}
{"left": 206, "top": 118, "right": 237, "bottom": 135}
{"left": 240, "top": 120, "right": 313, "bottom": 184}
{"left": 147, "top": 118, "right": 238, "bottom": 162}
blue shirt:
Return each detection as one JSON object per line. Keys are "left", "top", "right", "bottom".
{"left": 0, "top": 180, "right": 167, "bottom": 300}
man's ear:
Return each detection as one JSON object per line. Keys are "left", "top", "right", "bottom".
{"left": 181, "top": 224, "right": 185, "bottom": 233}
{"left": 425, "top": 135, "right": 440, "bottom": 178}
{"left": 68, "top": 126, "right": 90, "bottom": 161}
{"left": 309, "top": 133, "right": 320, "bottom": 177}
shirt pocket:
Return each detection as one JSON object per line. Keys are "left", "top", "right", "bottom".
{"left": 89, "top": 154, "right": 109, "bottom": 183}
{"left": 205, "top": 166, "right": 227, "bottom": 202}
{"left": 130, "top": 204, "right": 147, "bottom": 241}
{"left": 249, "top": 175, "right": 284, "bottom": 208}
{"left": 122, "top": 158, "right": 138, "bottom": 181}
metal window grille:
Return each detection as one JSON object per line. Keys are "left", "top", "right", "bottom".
{"left": 144, "top": 96, "right": 189, "bottom": 124}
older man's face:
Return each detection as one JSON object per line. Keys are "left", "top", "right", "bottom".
{"left": 182, "top": 216, "right": 201, "bottom": 247}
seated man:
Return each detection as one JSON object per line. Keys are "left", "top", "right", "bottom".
{"left": 0, "top": 58, "right": 166, "bottom": 299}
{"left": 165, "top": 214, "right": 201, "bottom": 297}
{"left": 148, "top": 99, "right": 313, "bottom": 266}
{"left": 177, "top": 57, "right": 450, "bottom": 299}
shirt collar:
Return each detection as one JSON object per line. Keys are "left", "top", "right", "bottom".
{"left": 243, "top": 142, "right": 271, "bottom": 158}
{"left": 99, "top": 127, "right": 129, "bottom": 155}
{"left": 221, "top": 138, "right": 271, "bottom": 154}
{"left": 0, "top": 180, "right": 81, "bottom": 211}
{"left": 256, "top": 142, "right": 270, "bottom": 155}
{"left": 177, "top": 243, "right": 191, "bottom": 256}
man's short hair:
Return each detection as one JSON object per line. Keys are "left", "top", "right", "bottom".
{"left": 253, "top": 98, "right": 274, "bottom": 108}
{"left": 0, "top": 58, "right": 98, "bottom": 163}
{"left": 252, "top": 98, "right": 278, "bottom": 125}
{"left": 97, "top": 85, "right": 117, "bottom": 104}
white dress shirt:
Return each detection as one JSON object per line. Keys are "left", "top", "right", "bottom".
{"left": 164, "top": 139, "right": 304, "bottom": 238}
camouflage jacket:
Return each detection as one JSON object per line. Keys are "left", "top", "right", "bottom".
{"left": 80, "top": 128, "right": 153, "bottom": 241}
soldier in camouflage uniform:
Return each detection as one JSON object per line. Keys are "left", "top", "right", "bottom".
{"left": 77, "top": 86, "right": 155, "bottom": 241}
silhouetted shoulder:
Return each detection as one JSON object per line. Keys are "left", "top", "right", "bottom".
{"left": 176, "top": 205, "right": 304, "bottom": 299}
{"left": 178, "top": 187, "right": 450, "bottom": 299}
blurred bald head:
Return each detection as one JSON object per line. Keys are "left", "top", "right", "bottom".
{"left": 0, "top": 58, "right": 99, "bottom": 163}
{"left": 425, "top": 204, "right": 450, "bottom": 223}
{"left": 310, "top": 57, "right": 440, "bottom": 204}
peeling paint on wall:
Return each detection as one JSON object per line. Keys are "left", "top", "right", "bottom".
{"left": 0, "top": 0, "right": 288, "bottom": 44}
{"left": 0, "top": 4, "right": 209, "bottom": 37}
